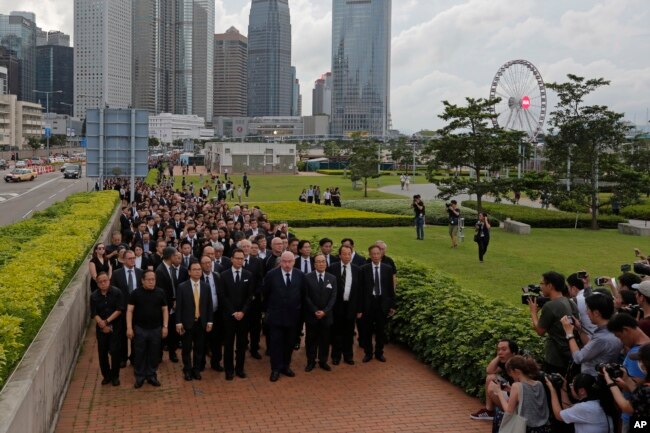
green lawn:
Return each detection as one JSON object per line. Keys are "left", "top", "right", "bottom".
{"left": 175, "top": 173, "right": 407, "bottom": 201}
{"left": 293, "top": 226, "right": 643, "bottom": 305}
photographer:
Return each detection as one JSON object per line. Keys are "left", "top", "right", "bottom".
{"left": 411, "top": 195, "right": 425, "bottom": 240}
{"left": 470, "top": 339, "right": 519, "bottom": 422}
{"left": 546, "top": 373, "right": 613, "bottom": 433}
{"left": 567, "top": 273, "right": 597, "bottom": 340}
{"left": 474, "top": 212, "right": 490, "bottom": 263}
{"left": 446, "top": 200, "right": 460, "bottom": 248}
{"left": 604, "top": 343, "right": 650, "bottom": 426}
{"left": 529, "top": 271, "right": 576, "bottom": 374}
{"left": 634, "top": 281, "right": 650, "bottom": 336}
{"left": 606, "top": 314, "right": 650, "bottom": 432}
{"left": 561, "top": 293, "right": 623, "bottom": 376}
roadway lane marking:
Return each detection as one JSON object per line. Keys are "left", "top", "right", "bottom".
{"left": 37, "top": 200, "right": 46, "bottom": 208}
{"left": 49, "top": 194, "right": 57, "bottom": 199}
{"left": 0, "top": 177, "right": 62, "bottom": 204}
{"left": 22, "top": 210, "right": 33, "bottom": 219}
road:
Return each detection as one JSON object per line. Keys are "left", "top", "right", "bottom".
{"left": 0, "top": 166, "right": 94, "bottom": 227}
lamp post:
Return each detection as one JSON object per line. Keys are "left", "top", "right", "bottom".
{"left": 34, "top": 89, "right": 63, "bottom": 157}
{"left": 60, "top": 102, "right": 74, "bottom": 147}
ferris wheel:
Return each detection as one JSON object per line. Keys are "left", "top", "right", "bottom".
{"left": 489, "top": 59, "right": 547, "bottom": 142}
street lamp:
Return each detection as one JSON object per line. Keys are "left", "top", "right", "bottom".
{"left": 34, "top": 89, "right": 63, "bottom": 157}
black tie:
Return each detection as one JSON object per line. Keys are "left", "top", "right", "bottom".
{"left": 245, "top": 258, "right": 249, "bottom": 267}
{"left": 285, "top": 272, "right": 291, "bottom": 287}
{"left": 235, "top": 270, "right": 240, "bottom": 284}
{"left": 171, "top": 266, "right": 178, "bottom": 297}
{"left": 342, "top": 265, "right": 347, "bottom": 282}
{"left": 318, "top": 274, "right": 324, "bottom": 286}
{"left": 374, "top": 266, "right": 381, "bottom": 296}
{"left": 185, "top": 256, "right": 189, "bottom": 268}
{"left": 204, "top": 275, "right": 209, "bottom": 284}
{"left": 127, "top": 269, "right": 135, "bottom": 293}
{"left": 303, "top": 259, "right": 308, "bottom": 273}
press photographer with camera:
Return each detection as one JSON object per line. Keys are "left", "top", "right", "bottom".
{"left": 604, "top": 343, "right": 650, "bottom": 427}
{"left": 529, "top": 271, "right": 577, "bottom": 374}
{"left": 634, "top": 281, "right": 650, "bottom": 337}
{"left": 567, "top": 273, "right": 597, "bottom": 341}
{"left": 411, "top": 195, "right": 425, "bottom": 240}
{"left": 561, "top": 293, "right": 623, "bottom": 376}
{"left": 474, "top": 212, "right": 491, "bottom": 263}
{"left": 446, "top": 200, "right": 460, "bottom": 248}
{"left": 545, "top": 373, "right": 614, "bottom": 433}
{"left": 486, "top": 355, "right": 552, "bottom": 433}
{"left": 605, "top": 314, "right": 650, "bottom": 432}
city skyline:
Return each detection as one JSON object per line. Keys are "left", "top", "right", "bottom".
{"left": 1, "top": 0, "right": 649, "bottom": 133}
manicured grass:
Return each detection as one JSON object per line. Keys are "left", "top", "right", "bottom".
{"left": 170, "top": 173, "right": 406, "bottom": 201}
{"left": 293, "top": 226, "right": 642, "bottom": 305}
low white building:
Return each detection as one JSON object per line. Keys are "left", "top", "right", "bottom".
{"left": 205, "top": 142, "right": 296, "bottom": 175}
{"left": 149, "top": 113, "right": 214, "bottom": 144}
{"left": 0, "top": 94, "right": 43, "bottom": 149}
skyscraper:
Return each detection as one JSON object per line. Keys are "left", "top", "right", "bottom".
{"left": 312, "top": 72, "right": 332, "bottom": 116}
{"left": 213, "top": 26, "right": 248, "bottom": 118}
{"left": 74, "top": 0, "right": 132, "bottom": 118}
{"left": 175, "top": 0, "right": 214, "bottom": 121}
{"left": 0, "top": 46, "right": 21, "bottom": 97}
{"left": 36, "top": 43, "right": 73, "bottom": 115}
{"left": 331, "top": 0, "right": 391, "bottom": 137}
{"left": 0, "top": 12, "right": 36, "bottom": 102}
{"left": 290, "top": 66, "right": 301, "bottom": 116}
{"left": 247, "top": 0, "right": 292, "bottom": 117}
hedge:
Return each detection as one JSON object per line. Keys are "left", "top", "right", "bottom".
{"left": 0, "top": 191, "right": 119, "bottom": 389}
{"left": 463, "top": 201, "right": 626, "bottom": 228}
{"left": 342, "top": 199, "right": 480, "bottom": 226}
{"left": 389, "top": 260, "right": 543, "bottom": 397}
{"left": 620, "top": 203, "right": 650, "bottom": 221}
{"left": 255, "top": 202, "right": 413, "bottom": 227}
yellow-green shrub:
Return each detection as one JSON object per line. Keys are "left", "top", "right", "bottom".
{"left": 255, "top": 202, "right": 413, "bottom": 227}
{"left": 0, "top": 191, "right": 118, "bottom": 388}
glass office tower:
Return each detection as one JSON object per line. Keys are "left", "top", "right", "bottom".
{"left": 331, "top": 0, "right": 391, "bottom": 137}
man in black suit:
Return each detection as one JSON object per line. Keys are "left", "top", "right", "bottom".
{"left": 171, "top": 212, "right": 185, "bottom": 238}
{"left": 303, "top": 254, "right": 337, "bottom": 372}
{"left": 219, "top": 249, "right": 253, "bottom": 380}
{"left": 294, "top": 240, "right": 314, "bottom": 273}
{"left": 214, "top": 243, "right": 231, "bottom": 271}
{"left": 176, "top": 261, "right": 213, "bottom": 381}
{"left": 263, "top": 251, "right": 305, "bottom": 382}
{"left": 199, "top": 255, "right": 223, "bottom": 372}
{"left": 264, "top": 237, "right": 284, "bottom": 274}
{"left": 111, "top": 250, "right": 143, "bottom": 367}
{"left": 328, "top": 245, "right": 363, "bottom": 365}
{"left": 360, "top": 245, "right": 396, "bottom": 363}
{"left": 179, "top": 240, "right": 195, "bottom": 269}
{"left": 120, "top": 207, "right": 132, "bottom": 237}
{"left": 319, "top": 238, "right": 339, "bottom": 267}
{"left": 238, "top": 239, "right": 265, "bottom": 359}
{"left": 341, "top": 238, "right": 366, "bottom": 267}
{"left": 154, "top": 247, "right": 186, "bottom": 363}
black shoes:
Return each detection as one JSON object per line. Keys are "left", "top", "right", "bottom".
{"left": 211, "top": 363, "right": 224, "bottom": 372}
{"left": 236, "top": 370, "right": 247, "bottom": 379}
{"left": 319, "top": 363, "right": 332, "bottom": 371}
{"left": 332, "top": 359, "right": 340, "bottom": 366}
{"left": 250, "top": 351, "right": 262, "bottom": 360}
{"left": 305, "top": 362, "right": 316, "bottom": 372}
{"left": 119, "top": 361, "right": 127, "bottom": 369}
{"left": 101, "top": 378, "right": 111, "bottom": 385}
{"left": 134, "top": 379, "right": 145, "bottom": 388}
{"left": 270, "top": 371, "right": 280, "bottom": 382}
{"left": 362, "top": 354, "right": 373, "bottom": 363}
{"left": 192, "top": 371, "right": 202, "bottom": 380}
{"left": 183, "top": 372, "right": 192, "bottom": 381}
{"left": 225, "top": 372, "right": 234, "bottom": 381}
{"left": 169, "top": 352, "right": 179, "bottom": 363}
{"left": 112, "top": 377, "right": 121, "bottom": 386}
{"left": 375, "top": 355, "right": 386, "bottom": 362}
{"left": 281, "top": 368, "right": 296, "bottom": 377}
{"left": 344, "top": 359, "right": 355, "bottom": 365}
{"left": 147, "top": 377, "right": 160, "bottom": 387}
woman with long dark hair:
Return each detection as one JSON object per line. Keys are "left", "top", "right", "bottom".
{"left": 475, "top": 212, "right": 491, "bottom": 262}
{"left": 89, "top": 243, "right": 112, "bottom": 292}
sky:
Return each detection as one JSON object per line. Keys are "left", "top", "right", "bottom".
{"left": 1, "top": 0, "right": 649, "bottom": 134}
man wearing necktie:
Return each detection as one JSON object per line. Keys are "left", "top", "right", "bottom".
{"left": 263, "top": 252, "right": 305, "bottom": 382}
{"left": 303, "top": 254, "right": 337, "bottom": 372}
{"left": 111, "top": 250, "right": 143, "bottom": 368}
{"left": 238, "top": 240, "right": 265, "bottom": 360}
{"left": 176, "top": 262, "right": 213, "bottom": 381}
{"left": 293, "top": 240, "right": 314, "bottom": 349}
{"left": 219, "top": 249, "right": 253, "bottom": 380}
{"left": 360, "top": 245, "right": 396, "bottom": 363}
{"left": 200, "top": 256, "right": 224, "bottom": 372}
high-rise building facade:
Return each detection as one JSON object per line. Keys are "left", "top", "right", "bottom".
{"left": 175, "top": 0, "right": 214, "bottom": 121}
{"left": 0, "top": 12, "right": 36, "bottom": 102}
{"left": 47, "top": 31, "right": 70, "bottom": 47}
{"left": 0, "top": 46, "right": 21, "bottom": 97}
{"left": 36, "top": 44, "right": 74, "bottom": 115}
{"left": 331, "top": 0, "right": 391, "bottom": 137}
{"left": 312, "top": 72, "right": 332, "bottom": 116}
{"left": 290, "top": 66, "right": 301, "bottom": 116}
{"left": 213, "top": 26, "right": 248, "bottom": 117}
{"left": 247, "top": 0, "right": 292, "bottom": 117}
{"left": 74, "top": 0, "right": 132, "bottom": 118}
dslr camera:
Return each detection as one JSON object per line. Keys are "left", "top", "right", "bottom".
{"left": 521, "top": 284, "right": 550, "bottom": 307}
{"left": 539, "top": 372, "right": 565, "bottom": 391}
{"left": 596, "top": 362, "right": 624, "bottom": 379}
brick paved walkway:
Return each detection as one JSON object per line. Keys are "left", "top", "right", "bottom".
{"left": 55, "top": 326, "right": 491, "bottom": 433}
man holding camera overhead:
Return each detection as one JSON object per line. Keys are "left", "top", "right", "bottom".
{"left": 446, "top": 200, "right": 460, "bottom": 248}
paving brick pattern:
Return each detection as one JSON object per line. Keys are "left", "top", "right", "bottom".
{"left": 55, "top": 326, "right": 491, "bottom": 433}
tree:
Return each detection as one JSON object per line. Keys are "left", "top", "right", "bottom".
{"left": 423, "top": 97, "right": 525, "bottom": 212}
{"left": 343, "top": 134, "right": 380, "bottom": 198}
{"left": 27, "top": 136, "right": 41, "bottom": 151}
{"left": 148, "top": 137, "right": 160, "bottom": 148}
{"left": 296, "top": 140, "right": 310, "bottom": 161}
{"left": 323, "top": 140, "right": 343, "bottom": 167}
{"left": 545, "top": 74, "right": 629, "bottom": 229}
{"left": 389, "top": 137, "right": 415, "bottom": 172}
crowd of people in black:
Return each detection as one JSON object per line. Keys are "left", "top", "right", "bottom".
{"left": 89, "top": 174, "right": 397, "bottom": 389}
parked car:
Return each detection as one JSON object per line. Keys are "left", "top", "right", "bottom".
{"left": 4, "top": 168, "right": 37, "bottom": 182}
{"left": 63, "top": 164, "right": 81, "bottom": 179}
{"left": 0, "top": 159, "right": 7, "bottom": 170}
{"left": 60, "top": 162, "right": 75, "bottom": 172}
{"left": 15, "top": 160, "right": 26, "bottom": 168}
{"left": 30, "top": 157, "right": 42, "bottom": 165}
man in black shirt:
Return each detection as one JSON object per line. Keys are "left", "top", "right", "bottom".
{"left": 90, "top": 272, "right": 124, "bottom": 386}
{"left": 127, "top": 269, "right": 169, "bottom": 388}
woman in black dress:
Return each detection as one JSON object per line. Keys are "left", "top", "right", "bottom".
{"left": 88, "top": 243, "right": 112, "bottom": 292}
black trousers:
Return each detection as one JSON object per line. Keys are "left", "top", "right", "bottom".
{"left": 477, "top": 237, "right": 489, "bottom": 261}
{"left": 224, "top": 316, "right": 249, "bottom": 373}
{"left": 361, "top": 300, "right": 387, "bottom": 357}
{"left": 133, "top": 325, "right": 162, "bottom": 381}
{"left": 248, "top": 297, "right": 263, "bottom": 353}
{"left": 181, "top": 320, "right": 206, "bottom": 374}
{"left": 268, "top": 323, "right": 297, "bottom": 372}
{"left": 305, "top": 321, "right": 331, "bottom": 364}
{"left": 206, "top": 310, "right": 223, "bottom": 368}
{"left": 118, "top": 317, "right": 133, "bottom": 363}
{"left": 331, "top": 310, "right": 356, "bottom": 361}
{"left": 163, "top": 311, "right": 180, "bottom": 359}
{"left": 96, "top": 326, "right": 120, "bottom": 380}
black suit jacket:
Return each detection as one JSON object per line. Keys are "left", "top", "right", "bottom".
{"left": 294, "top": 256, "right": 315, "bottom": 274}
{"left": 176, "top": 279, "right": 213, "bottom": 330}
{"left": 120, "top": 213, "right": 132, "bottom": 234}
{"left": 155, "top": 263, "right": 188, "bottom": 308}
{"left": 303, "top": 271, "right": 337, "bottom": 325}
{"left": 351, "top": 252, "right": 366, "bottom": 267}
{"left": 360, "top": 262, "right": 395, "bottom": 315}
{"left": 110, "top": 267, "right": 143, "bottom": 308}
{"left": 214, "top": 256, "right": 231, "bottom": 271}
{"left": 218, "top": 268, "right": 254, "bottom": 319}
{"left": 243, "top": 255, "right": 264, "bottom": 294}
{"left": 263, "top": 267, "right": 305, "bottom": 327}
{"left": 324, "top": 254, "right": 340, "bottom": 267}
{"left": 328, "top": 261, "right": 363, "bottom": 320}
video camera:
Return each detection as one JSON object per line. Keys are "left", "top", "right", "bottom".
{"left": 596, "top": 362, "right": 624, "bottom": 379}
{"left": 521, "top": 284, "right": 550, "bottom": 307}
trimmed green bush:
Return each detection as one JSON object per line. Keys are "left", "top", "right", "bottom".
{"left": 463, "top": 201, "right": 626, "bottom": 228}
{"left": 342, "top": 199, "right": 480, "bottom": 226}
{"left": 620, "top": 203, "right": 650, "bottom": 221}
{"left": 389, "top": 260, "right": 543, "bottom": 397}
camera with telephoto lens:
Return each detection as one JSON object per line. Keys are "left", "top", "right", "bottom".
{"left": 596, "top": 363, "right": 624, "bottom": 379}
{"left": 521, "top": 284, "right": 550, "bottom": 307}
{"left": 540, "top": 372, "right": 565, "bottom": 391}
